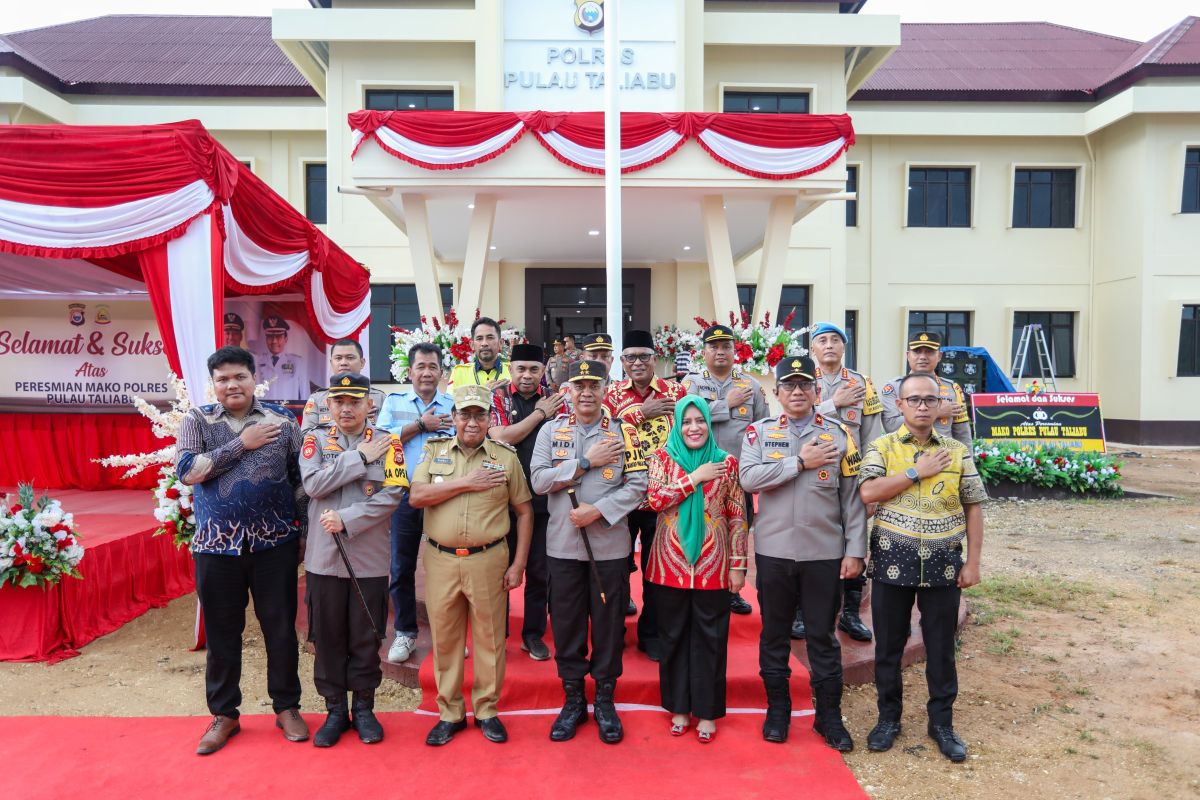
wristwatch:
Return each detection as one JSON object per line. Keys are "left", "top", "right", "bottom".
{"left": 904, "top": 467, "right": 920, "bottom": 484}
{"left": 579, "top": 457, "right": 592, "bottom": 472}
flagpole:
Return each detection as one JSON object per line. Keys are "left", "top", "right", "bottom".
{"left": 603, "top": 0, "right": 623, "bottom": 377}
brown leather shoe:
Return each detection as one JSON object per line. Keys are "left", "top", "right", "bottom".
{"left": 196, "top": 715, "right": 240, "bottom": 755}
{"left": 276, "top": 708, "right": 310, "bottom": 742}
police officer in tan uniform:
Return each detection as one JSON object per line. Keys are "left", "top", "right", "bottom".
{"left": 301, "top": 338, "right": 386, "bottom": 433}
{"left": 530, "top": 359, "right": 648, "bottom": 745}
{"left": 409, "top": 384, "right": 534, "bottom": 747}
{"left": 740, "top": 356, "right": 867, "bottom": 751}
{"left": 878, "top": 331, "right": 972, "bottom": 447}
{"left": 299, "top": 372, "right": 408, "bottom": 748}
{"left": 802, "top": 321, "right": 883, "bottom": 643}
{"left": 681, "top": 323, "right": 769, "bottom": 616}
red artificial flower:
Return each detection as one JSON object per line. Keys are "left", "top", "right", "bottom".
{"left": 978, "top": 453, "right": 988, "bottom": 461}
{"left": 763, "top": 311, "right": 772, "bottom": 327}
{"left": 1005, "top": 455, "right": 1017, "bottom": 463}
{"left": 782, "top": 309, "right": 796, "bottom": 330}
{"left": 734, "top": 342, "right": 754, "bottom": 363}
{"left": 1035, "top": 458, "right": 1043, "bottom": 466}
{"left": 1086, "top": 464, "right": 1095, "bottom": 472}
{"left": 740, "top": 307, "right": 751, "bottom": 326}
{"left": 766, "top": 344, "right": 786, "bottom": 367}
{"left": 163, "top": 519, "right": 177, "bottom": 533}
{"left": 431, "top": 315, "right": 442, "bottom": 331}
{"left": 728, "top": 311, "right": 737, "bottom": 327}
{"left": 26, "top": 555, "right": 44, "bottom": 574}
{"left": 12, "top": 542, "right": 22, "bottom": 556}
{"left": 419, "top": 315, "right": 427, "bottom": 324}
{"left": 473, "top": 308, "right": 481, "bottom": 320}
{"left": 56, "top": 537, "right": 73, "bottom": 551}
{"left": 9, "top": 504, "right": 21, "bottom": 515}
{"left": 165, "top": 487, "right": 181, "bottom": 500}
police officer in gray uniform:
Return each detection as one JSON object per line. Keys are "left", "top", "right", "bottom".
{"left": 878, "top": 331, "right": 973, "bottom": 447}
{"left": 301, "top": 338, "right": 386, "bottom": 433}
{"left": 530, "top": 359, "right": 648, "bottom": 745}
{"left": 681, "top": 323, "right": 769, "bottom": 616}
{"left": 740, "top": 355, "right": 867, "bottom": 752}
{"left": 299, "top": 372, "right": 408, "bottom": 748}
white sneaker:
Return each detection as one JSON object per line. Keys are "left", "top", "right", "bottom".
{"left": 388, "top": 633, "right": 416, "bottom": 663}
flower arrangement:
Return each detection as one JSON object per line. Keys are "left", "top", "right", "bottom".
{"left": 0, "top": 484, "right": 85, "bottom": 589}
{"left": 972, "top": 441, "right": 1123, "bottom": 497}
{"left": 651, "top": 324, "right": 702, "bottom": 367}
{"left": 690, "top": 308, "right": 809, "bottom": 376}
{"left": 152, "top": 467, "right": 196, "bottom": 548}
{"left": 1024, "top": 380, "right": 1045, "bottom": 396}
{"left": 389, "top": 306, "right": 523, "bottom": 382}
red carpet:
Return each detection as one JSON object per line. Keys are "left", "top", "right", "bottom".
{"left": 0, "top": 488, "right": 194, "bottom": 662}
{"left": 2, "top": 556, "right": 865, "bottom": 799}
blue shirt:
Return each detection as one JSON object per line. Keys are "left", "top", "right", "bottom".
{"left": 377, "top": 389, "right": 456, "bottom": 467}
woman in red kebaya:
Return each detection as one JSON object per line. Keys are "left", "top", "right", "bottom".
{"left": 645, "top": 396, "right": 748, "bottom": 742}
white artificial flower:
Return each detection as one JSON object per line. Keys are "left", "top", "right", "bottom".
{"left": 0, "top": 555, "right": 11, "bottom": 572}
{"left": 153, "top": 507, "right": 169, "bottom": 523}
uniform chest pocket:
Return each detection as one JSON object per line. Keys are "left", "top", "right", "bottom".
{"left": 731, "top": 403, "right": 753, "bottom": 420}
{"left": 807, "top": 465, "right": 840, "bottom": 489}
{"left": 426, "top": 458, "right": 456, "bottom": 477}
{"left": 698, "top": 389, "right": 717, "bottom": 401}
{"left": 595, "top": 463, "right": 624, "bottom": 484}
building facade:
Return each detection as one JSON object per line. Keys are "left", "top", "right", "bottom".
{"left": 1, "top": 2, "right": 1198, "bottom": 442}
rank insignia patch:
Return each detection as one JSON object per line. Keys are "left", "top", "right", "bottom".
{"left": 818, "top": 469, "right": 830, "bottom": 481}
{"left": 602, "top": 467, "right": 615, "bottom": 480}
{"left": 818, "top": 433, "right": 834, "bottom": 442}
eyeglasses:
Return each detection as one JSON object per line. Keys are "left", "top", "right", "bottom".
{"left": 778, "top": 381, "right": 816, "bottom": 393}
{"left": 621, "top": 352, "right": 654, "bottom": 363}
{"left": 901, "top": 395, "right": 943, "bottom": 408}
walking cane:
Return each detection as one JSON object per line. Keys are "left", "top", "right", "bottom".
{"left": 322, "top": 510, "right": 384, "bottom": 640}
{"left": 566, "top": 488, "right": 607, "bottom": 605}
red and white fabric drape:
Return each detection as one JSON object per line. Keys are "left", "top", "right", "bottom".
{"left": 349, "top": 110, "right": 855, "bottom": 179}
{"left": 0, "top": 122, "right": 371, "bottom": 398}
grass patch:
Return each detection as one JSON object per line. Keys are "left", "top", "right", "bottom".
{"left": 986, "top": 626, "right": 1022, "bottom": 655}
{"left": 966, "top": 574, "right": 1097, "bottom": 611}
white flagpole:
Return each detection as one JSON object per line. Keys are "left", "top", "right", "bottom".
{"left": 603, "top": 0, "right": 623, "bottom": 377}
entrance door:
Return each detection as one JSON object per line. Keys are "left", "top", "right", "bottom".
{"left": 524, "top": 268, "right": 652, "bottom": 350}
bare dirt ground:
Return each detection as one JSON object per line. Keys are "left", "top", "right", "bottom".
{"left": 1, "top": 446, "right": 1197, "bottom": 799}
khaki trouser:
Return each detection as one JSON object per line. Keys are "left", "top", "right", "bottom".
{"left": 423, "top": 539, "right": 509, "bottom": 721}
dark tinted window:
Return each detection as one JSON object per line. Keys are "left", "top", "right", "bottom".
{"left": 846, "top": 165, "right": 858, "bottom": 227}
{"left": 304, "top": 163, "right": 326, "bottom": 225}
{"left": 723, "top": 91, "right": 810, "bottom": 114}
{"left": 908, "top": 168, "right": 971, "bottom": 228}
{"left": 369, "top": 283, "right": 453, "bottom": 382}
{"left": 365, "top": 89, "right": 455, "bottom": 111}
{"left": 1179, "top": 305, "right": 1200, "bottom": 376}
{"left": 1013, "top": 169, "right": 1076, "bottom": 228}
{"left": 1183, "top": 149, "right": 1200, "bottom": 213}
{"left": 908, "top": 310, "right": 970, "bottom": 347}
{"left": 1011, "top": 311, "right": 1076, "bottom": 377}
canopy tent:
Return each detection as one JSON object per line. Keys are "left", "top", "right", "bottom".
{"left": 0, "top": 120, "right": 370, "bottom": 397}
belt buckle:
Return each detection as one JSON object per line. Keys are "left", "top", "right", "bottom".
{"left": 454, "top": 547, "right": 470, "bottom": 557}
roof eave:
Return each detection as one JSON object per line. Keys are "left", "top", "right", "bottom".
{"left": 850, "top": 88, "right": 1097, "bottom": 103}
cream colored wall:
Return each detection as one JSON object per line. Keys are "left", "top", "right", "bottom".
{"left": 702, "top": 44, "right": 847, "bottom": 113}
{"left": 209, "top": 130, "right": 326, "bottom": 212}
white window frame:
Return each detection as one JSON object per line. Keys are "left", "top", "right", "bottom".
{"left": 902, "top": 162, "right": 979, "bottom": 230}
{"left": 1006, "top": 162, "right": 1086, "bottom": 229}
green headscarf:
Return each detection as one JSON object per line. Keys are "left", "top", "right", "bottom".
{"left": 664, "top": 395, "right": 728, "bottom": 565}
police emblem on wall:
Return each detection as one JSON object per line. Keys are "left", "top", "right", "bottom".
{"left": 95, "top": 304, "right": 112, "bottom": 325}
{"left": 68, "top": 303, "right": 86, "bottom": 326}
{"left": 575, "top": 0, "right": 604, "bottom": 33}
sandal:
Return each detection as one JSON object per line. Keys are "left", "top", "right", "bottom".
{"left": 698, "top": 728, "right": 716, "bottom": 743}
{"left": 670, "top": 722, "right": 688, "bottom": 737}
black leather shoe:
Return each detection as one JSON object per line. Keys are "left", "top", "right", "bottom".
{"left": 637, "top": 639, "right": 662, "bottom": 662}
{"left": 867, "top": 720, "right": 902, "bottom": 752}
{"left": 549, "top": 679, "right": 588, "bottom": 742}
{"left": 729, "top": 593, "right": 753, "bottom": 615}
{"left": 425, "top": 718, "right": 467, "bottom": 746}
{"left": 521, "top": 635, "right": 551, "bottom": 661}
{"left": 593, "top": 679, "right": 624, "bottom": 744}
{"left": 813, "top": 715, "right": 854, "bottom": 752}
{"left": 475, "top": 715, "right": 508, "bottom": 743}
{"left": 790, "top": 608, "right": 806, "bottom": 640}
{"left": 761, "top": 676, "right": 791, "bottom": 743}
{"left": 313, "top": 695, "right": 352, "bottom": 748}
{"left": 625, "top": 598, "right": 638, "bottom": 616}
{"left": 838, "top": 587, "right": 873, "bottom": 641}
{"left": 811, "top": 680, "right": 853, "bottom": 752}
{"left": 928, "top": 724, "right": 967, "bottom": 762}
{"left": 351, "top": 690, "right": 384, "bottom": 744}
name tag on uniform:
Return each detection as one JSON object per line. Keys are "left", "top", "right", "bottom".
{"left": 434, "top": 457, "right": 453, "bottom": 464}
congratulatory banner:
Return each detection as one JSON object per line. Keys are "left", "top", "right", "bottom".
{"left": 0, "top": 300, "right": 171, "bottom": 409}
{"left": 971, "top": 392, "right": 1107, "bottom": 453}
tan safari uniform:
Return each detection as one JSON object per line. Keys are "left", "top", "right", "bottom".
{"left": 878, "top": 375, "right": 972, "bottom": 447}
{"left": 412, "top": 435, "right": 531, "bottom": 722}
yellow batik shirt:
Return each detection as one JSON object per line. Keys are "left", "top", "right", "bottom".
{"left": 857, "top": 426, "right": 987, "bottom": 588}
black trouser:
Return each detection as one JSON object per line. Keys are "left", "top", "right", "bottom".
{"left": 507, "top": 511, "right": 549, "bottom": 640}
{"left": 872, "top": 580, "right": 960, "bottom": 726}
{"left": 305, "top": 571, "right": 388, "bottom": 698}
{"left": 628, "top": 509, "right": 659, "bottom": 643}
{"left": 548, "top": 556, "right": 629, "bottom": 681}
{"left": 388, "top": 494, "right": 423, "bottom": 638}
{"left": 843, "top": 573, "right": 866, "bottom": 593}
{"left": 194, "top": 539, "right": 301, "bottom": 719}
{"left": 756, "top": 554, "right": 842, "bottom": 686}
{"left": 655, "top": 584, "right": 731, "bottom": 720}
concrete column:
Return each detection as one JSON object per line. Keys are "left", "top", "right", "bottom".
{"left": 701, "top": 195, "right": 742, "bottom": 319}
{"left": 458, "top": 194, "right": 497, "bottom": 315}
{"left": 398, "top": 193, "right": 445, "bottom": 319}
{"left": 751, "top": 193, "right": 798, "bottom": 324}
{"left": 474, "top": 0, "right": 504, "bottom": 109}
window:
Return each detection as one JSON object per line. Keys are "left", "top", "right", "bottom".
{"left": 1011, "top": 312, "right": 1076, "bottom": 378}
{"left": 723, "top": 91, "right": 809, "bottom": 114}
{"left": 737, "top": 284, "right": 757, "bottom": 316}
{"left": 369, "top": 283, "right": 454, "bottom": 382}
{"left": 846, "top": 165, "right": 858, "bottom": 227}
{"left": 908, "top": 310, "right": 970, "bottom": 347}
{"left": 1013, "top": 169, "right": 1076, "bottom": 228}
{"left": 844, "top": 310, "right": 858, "bottom": 370}
{"left": 907, "top": 168, "right": 971, "bottom": 228}
{"left": 365, "top": 89, "right": 454, "bottom": 111}
{"left": 776, "top": 285, "right": 811, "bottom": 331}
{"left": 1183, "top": 149, "right": 1200, "bottom": 214}
{"left": 304, "top": 163, "right": 327, "bottom": 225}
{"left": 1179, "top": 305, "right": 1200, "bottom": 376}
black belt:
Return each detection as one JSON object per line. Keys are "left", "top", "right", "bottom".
{"left": 426, "top": 537, "right": 506, "bottom": 557}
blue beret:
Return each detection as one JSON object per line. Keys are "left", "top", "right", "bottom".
{"left": 810, "top": 322, "right": 847, "bottom": 343}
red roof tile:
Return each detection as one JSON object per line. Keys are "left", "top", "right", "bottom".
{"left": 3, "top": 15, "right": 314, "bottom": 97}
{"left": 1099, "top": 16, "right": 1200, "bottom": 88}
